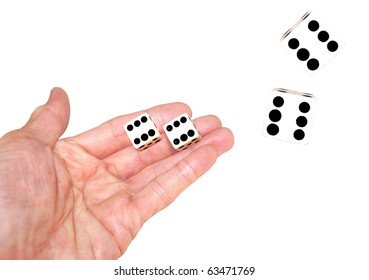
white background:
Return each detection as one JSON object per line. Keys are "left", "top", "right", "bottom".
{"left": 0, "top": 0, "right": 368, "bottom": 279}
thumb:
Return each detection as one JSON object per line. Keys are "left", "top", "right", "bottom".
{"left": 22, "top": 87, "right": 70, "bottom": 147}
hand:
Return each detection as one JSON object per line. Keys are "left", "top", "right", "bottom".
{"left": 0, "top": 88, "right": 234, "bottom": 259}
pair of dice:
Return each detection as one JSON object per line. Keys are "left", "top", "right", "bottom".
{"left": 263, "top": 11, "right": 343, "bottom": 144}
{"left": 124, "top": 113, "right": 202, "bottom": 151}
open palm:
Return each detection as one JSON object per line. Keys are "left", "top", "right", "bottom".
{"left": 0, "top": 88, "right": 234, "bottom": 259}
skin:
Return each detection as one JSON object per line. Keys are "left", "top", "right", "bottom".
{"left": 0, "top": 87, "right": 234, "bottom": 259}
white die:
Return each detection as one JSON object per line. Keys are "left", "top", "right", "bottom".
{"left": 263, "top": 88, "right": 317, "bottom": 144}
{"left": 164, "top": 113, "right": 202, "bottom": 151}
{"left": 124, "top": 113, "right": 162, "bottom": 150}
{"left": 281, "top": 11, "right": 344, "bottom": 75}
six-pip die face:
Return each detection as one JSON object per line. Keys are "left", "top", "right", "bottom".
{"left": 164, "top": 113, "right": 202, "bottom": 151}
{"left": 281, "top": 11, "right": 344, "bottom": 75}
{"left": 124, "top": 113, "right": 162, "bottom": 151}
{"left": 263, "top": 88, "right": 317, "bottom": 145}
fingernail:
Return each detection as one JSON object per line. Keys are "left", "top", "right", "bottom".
{"left": 48, "top": 87, "right": 58, "bottom": 103}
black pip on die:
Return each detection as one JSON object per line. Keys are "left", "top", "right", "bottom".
{"left": 281, "top": 11, "right": 344, "bottom": 75}
{"left": 164, "top": 113, "right": 202, "bottom": 151}
{"left": 124, "top": 113, "right": 162, "bottom": 150}
{"left": 263, "top": 88, "right": 316, "bottom": 145}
